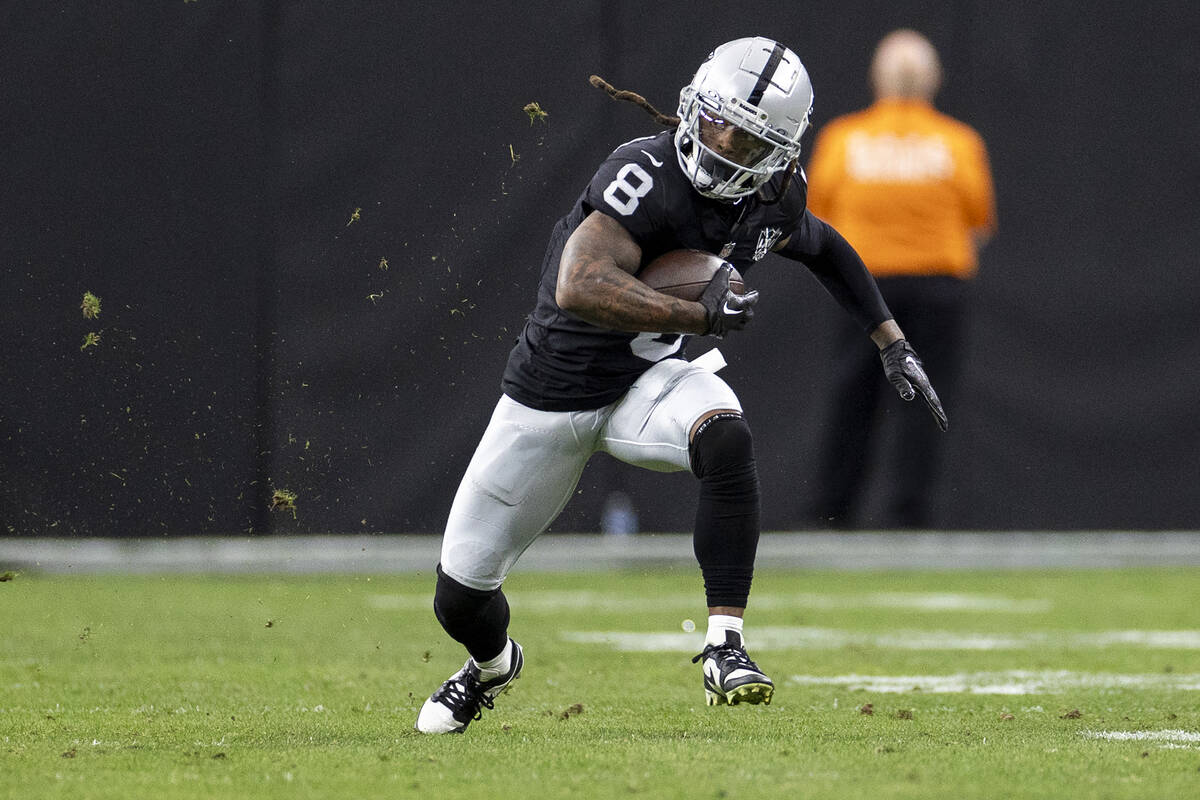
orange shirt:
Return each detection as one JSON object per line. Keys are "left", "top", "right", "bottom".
{"left": 805, "top": 98, "right": 996, "bottom": 279}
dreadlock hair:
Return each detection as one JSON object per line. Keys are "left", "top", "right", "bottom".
{"left": 588, "top": 75, "right": 680, "bottom": 127}
{"left": 588, "top": 74, "right": 797, "bottom": 205}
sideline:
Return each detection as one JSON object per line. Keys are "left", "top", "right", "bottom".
{"left": 2, "top": 531, "right": 1200, "bottom": 574}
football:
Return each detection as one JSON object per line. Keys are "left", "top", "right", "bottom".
{"left": 636, "top": 249, "right": 744, "bottom": 302}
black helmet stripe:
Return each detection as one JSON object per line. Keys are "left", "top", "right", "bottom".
{"left": 746, "top": 41, "right": 786, "bottom": 106}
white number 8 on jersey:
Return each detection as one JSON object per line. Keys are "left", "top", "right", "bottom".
{"left": 602, "top": 163, "right": 654, "bottom": 216}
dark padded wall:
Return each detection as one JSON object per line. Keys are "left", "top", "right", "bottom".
{"left": 1, "top": 3, "right": 270, "bottom": 535}
{"left": 2, "top": 2, "right": 1197, "bottom": 535}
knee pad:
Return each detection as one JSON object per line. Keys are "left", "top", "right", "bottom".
{"left": 690, "top": 413, "right": 756, "bottom": 484}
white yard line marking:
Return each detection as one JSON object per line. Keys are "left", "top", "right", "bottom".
{"left": 785, "top": 671, "right": 1200, "bottom": 694}
{"left": 366, "top": 591, "right": 1050, "bottom": 613}
{"left": 850, "top": 593, "right": 1052, "bottom": 612}
{"left": 561, "top": 627, "right": 1200, "bottom": 652}
{"left": 1083, "top": 730, "right": 1200, "bottom": 742}
{"left": 1084, "top": 730, "right": 1200, "bottom": 742}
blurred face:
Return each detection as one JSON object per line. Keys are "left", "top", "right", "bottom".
{"left": 871, "top": 29, "right": 942, "bottom": 100}
{"left": 697, "top": 110, "right": 771, "bottom": 168}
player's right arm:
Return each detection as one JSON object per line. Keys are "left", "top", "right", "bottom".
{"left": 556, "top": 211, "right": 709, "bottom": 335}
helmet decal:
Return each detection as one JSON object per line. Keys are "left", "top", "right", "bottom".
{"left": 746, "top": 41, "right": 787, "bottom": 107}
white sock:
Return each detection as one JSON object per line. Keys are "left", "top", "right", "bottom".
{"left": 705, "top": 614, "right": 744, "bottom": 648}
{"left": 474, "top": 639, "right": 512, "bottom": 681}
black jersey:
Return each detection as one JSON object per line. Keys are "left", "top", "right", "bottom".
{"left": 501, "top": 130, "right": 810, "bottom": 412}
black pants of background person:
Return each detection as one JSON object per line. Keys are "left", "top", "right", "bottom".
{"left": 811, "top": 275, "right": 967, "bottom": 529}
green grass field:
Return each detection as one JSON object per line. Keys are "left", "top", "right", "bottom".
{"left": 3, "top": 566, "right": 1200, "bottom": 799}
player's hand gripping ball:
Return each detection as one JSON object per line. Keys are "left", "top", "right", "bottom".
{"left": 637, "top": 249, "right": 758, "bottom": 337}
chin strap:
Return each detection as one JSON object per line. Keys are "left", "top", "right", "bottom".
{"left": 589, "top": 75, "right": 681, "bottom": 127}
{"left": 755, "top": 159, "right": 797, "bottom": 205}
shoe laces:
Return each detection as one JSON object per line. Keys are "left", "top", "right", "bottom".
{"left": 691, "top": 642, "right": 759, "bottom": 672}
{"left": 432, "top": 670, "right": 494, "bottom": 721}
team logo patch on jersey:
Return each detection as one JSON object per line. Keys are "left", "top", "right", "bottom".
{"left": 754, "top": 227, "right": 783, "bottom": 260}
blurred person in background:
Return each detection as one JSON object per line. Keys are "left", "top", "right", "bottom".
{"left": 805, "top": 29, "right": 997, "bottom": 529}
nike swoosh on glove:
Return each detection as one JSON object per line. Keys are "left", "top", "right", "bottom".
{"left": 879, "top": 339, "right": 949, "bottom": 431}
{"left": 698, "top": 264, "right": 759, "bottom": 338}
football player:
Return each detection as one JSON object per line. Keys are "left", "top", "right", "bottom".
{"left": 416, "top": 36, "right": 947, "bottom": 734}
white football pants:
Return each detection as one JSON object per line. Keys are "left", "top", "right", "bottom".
{"left": 440, "top": 357, "right": 741, "bottom": 591}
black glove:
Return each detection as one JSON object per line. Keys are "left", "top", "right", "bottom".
{"left": 879, "top": 339, "right": 949, "bottom": 432}
{"left": 698, "top": 264, "right": 759, "bottom": 337}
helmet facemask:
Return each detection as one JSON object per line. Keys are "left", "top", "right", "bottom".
{"left": 674, "top": 38, "right": 814, "bottom": 202}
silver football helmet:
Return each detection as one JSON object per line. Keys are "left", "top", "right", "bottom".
{"left": 675, "top": 37, "right": 814, "bottom": 201}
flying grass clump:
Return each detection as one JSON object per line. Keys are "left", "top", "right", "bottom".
{"left": 523, "top": 102, "right": 549, "bottom": 125}
{"left": 81, "top": 331, "right": 102, "bottom": 351}
{"left": 270, "top": 488, "right": 298, "bottom": 519}
{"left": 81, "top": 291, "right": 101, "bottom": 319}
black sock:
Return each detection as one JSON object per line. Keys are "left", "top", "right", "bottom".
{"left": 433, "top": 564, "right": 510, "bottom": 661}
{"left": 689, "top": 414, "right": 760, "bottom": 608}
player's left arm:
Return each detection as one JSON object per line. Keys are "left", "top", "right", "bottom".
{"left": 775, "top": 211, "right": 948, "bottom": 431}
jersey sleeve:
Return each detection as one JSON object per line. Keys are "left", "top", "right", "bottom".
{"left": 583, "top": 147, "right": 670, "bottom": 248}
{"left": 778, "top": 210, "right": 893, "bottom": 332}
